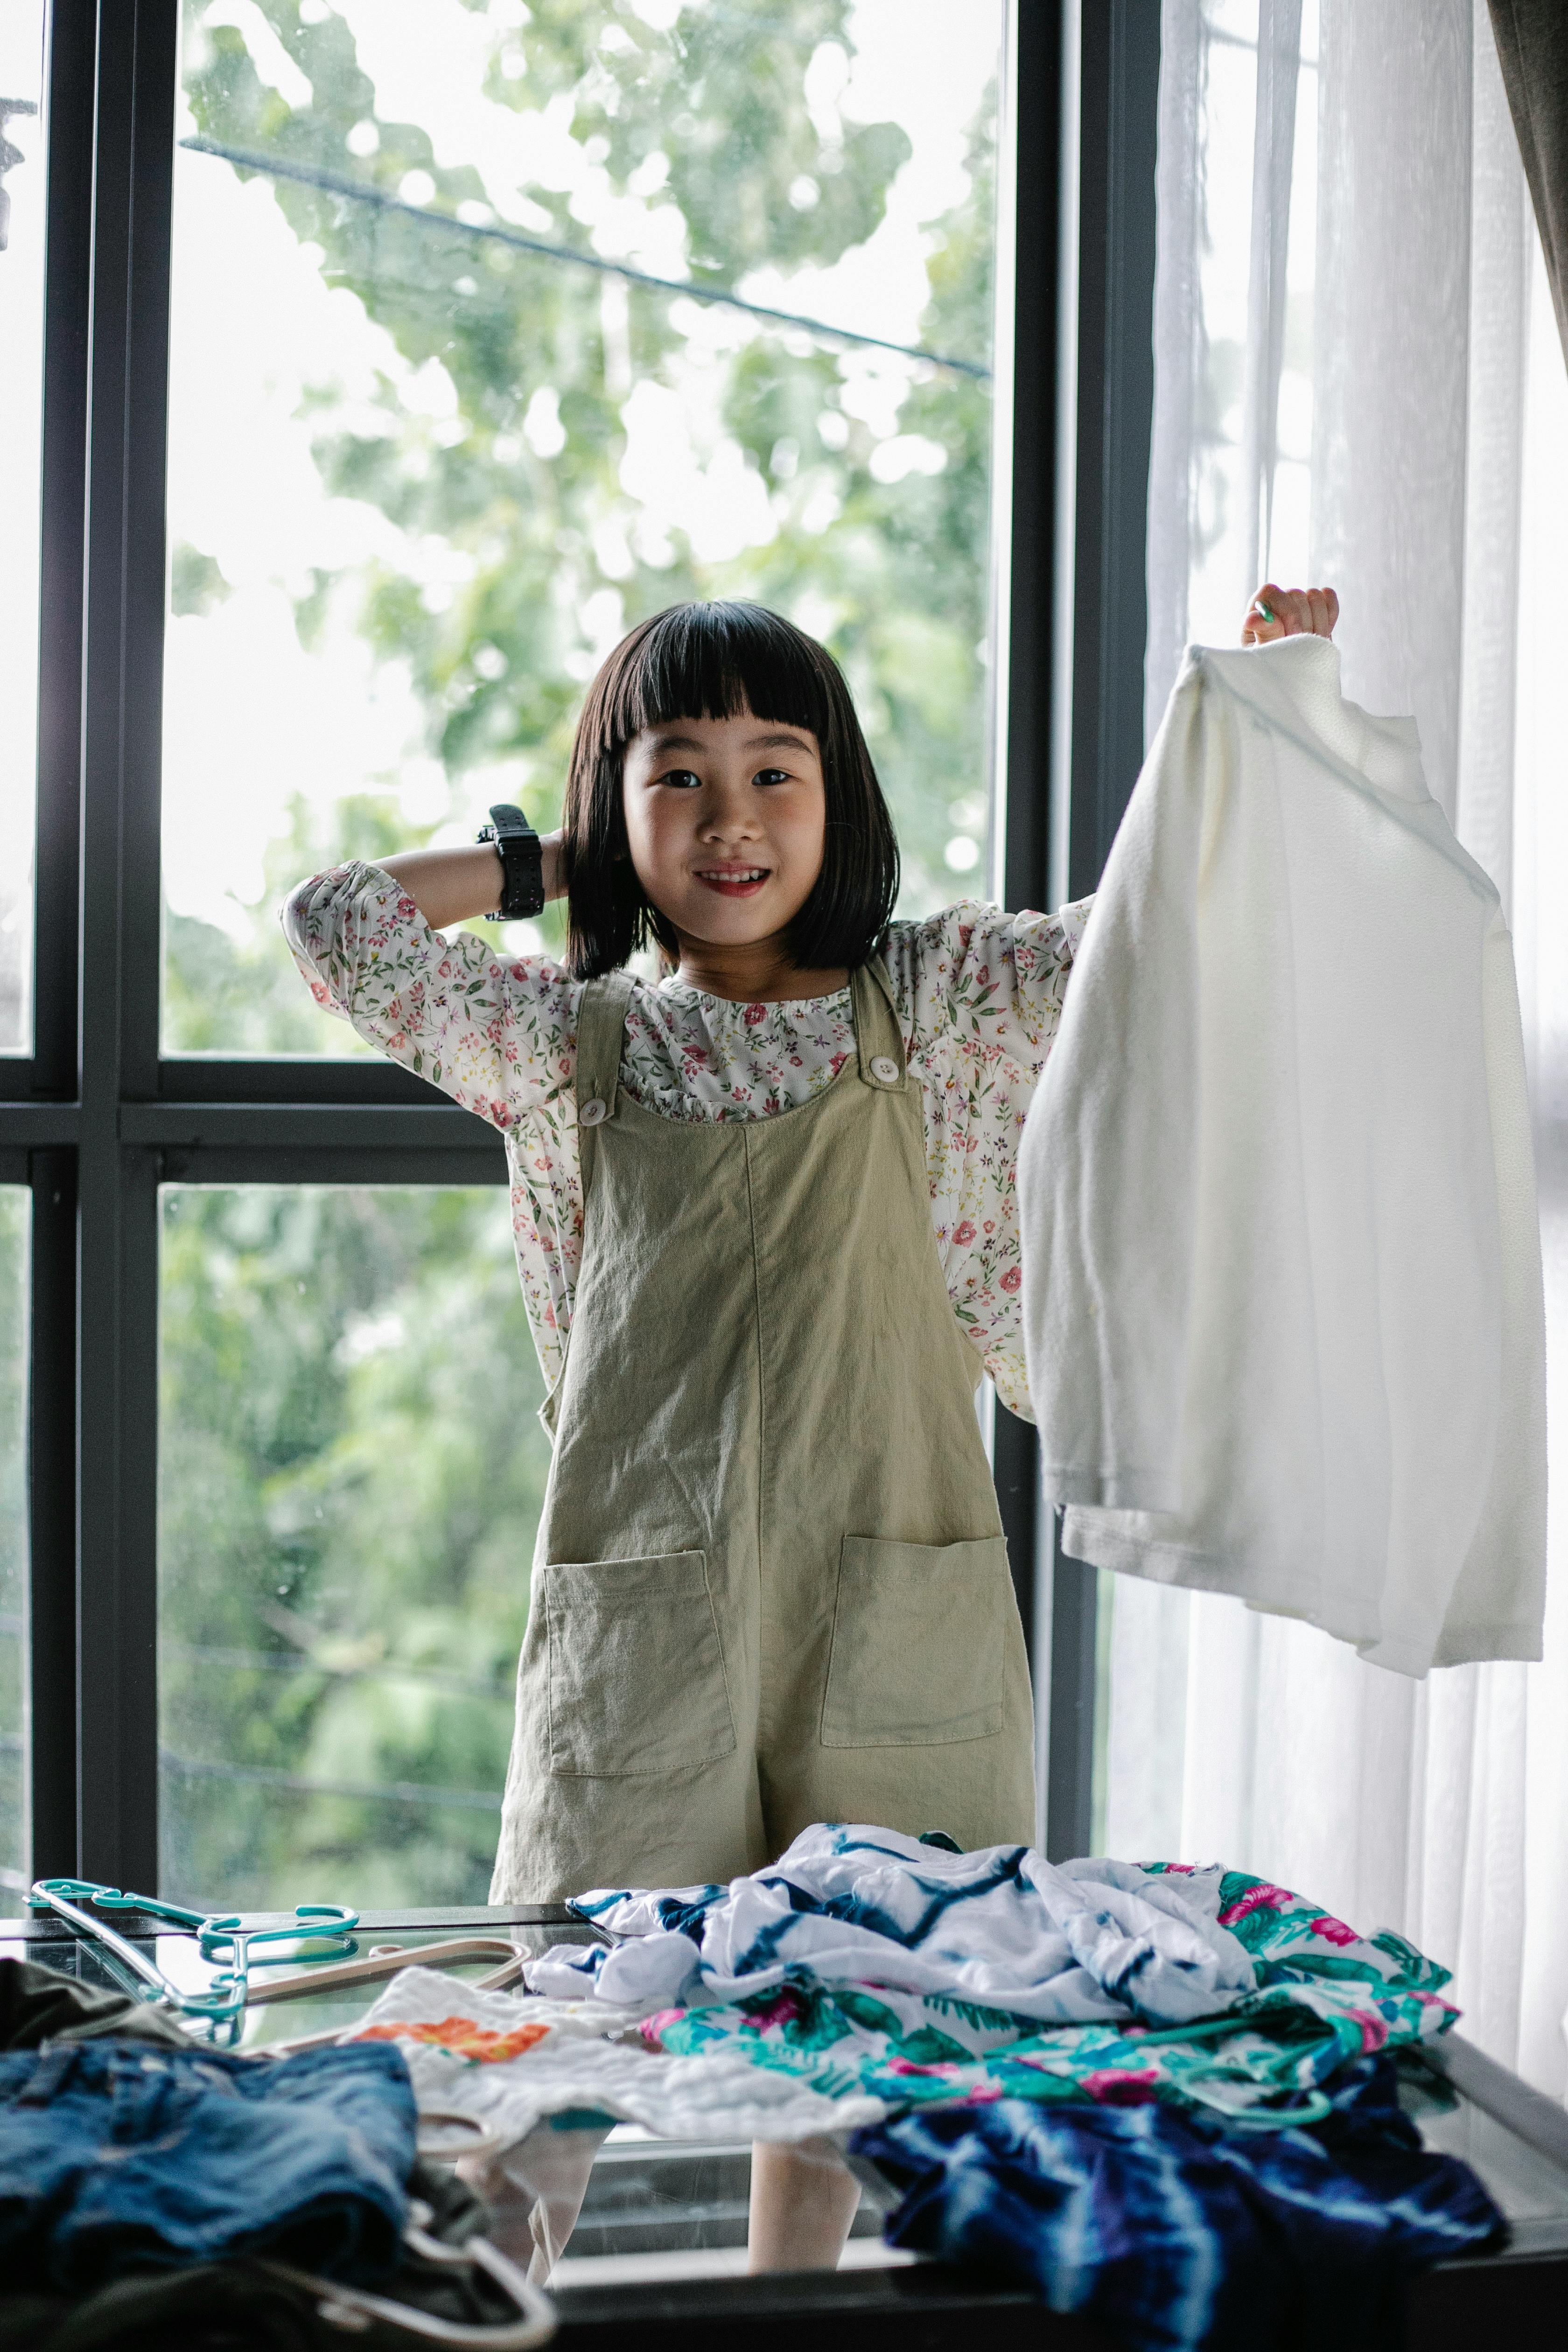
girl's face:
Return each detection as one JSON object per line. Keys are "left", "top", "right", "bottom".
{"left": 621, "top": 706, "right": 827, "bottom": 952}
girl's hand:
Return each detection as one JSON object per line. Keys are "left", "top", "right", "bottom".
{"left": 1241, "top": 583, "right": 1339, "bottom": 645}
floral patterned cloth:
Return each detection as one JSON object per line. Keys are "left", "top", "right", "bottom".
{"left": 640, "top": 1876, "right": 1456, "bottom": 2129}
{"left": 281, "top": 864, "right": 1092, "bottom": 1413}
{"left": 571, "top": 1855, "right": 1460, "bottom": 2130}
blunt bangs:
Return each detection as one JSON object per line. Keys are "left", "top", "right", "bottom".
{"left": 560, "top": 601, "right": 900, "bottom": 981}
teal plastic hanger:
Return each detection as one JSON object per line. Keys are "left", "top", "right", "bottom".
{"left": 27, "top": 1878, "right": 360, "bottom": 2038}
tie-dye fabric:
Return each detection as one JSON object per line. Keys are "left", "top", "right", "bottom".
{"left": 850, "top": 2057, "right": 1504, "bottom": 2352}
{"left": 529, "top": 1825, "right": 1458, "bottom": 2128}
{"left": 546, "top": 1827, "right": 1259, "bottom": 2027}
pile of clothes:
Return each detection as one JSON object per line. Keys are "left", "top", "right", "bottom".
{"left": 0, "top": 1959, "right": 538, "bottom": 2349}
{"left": 0, "top": 1827, "right": 1508, "bottom": 2349}
{"left": 345, "top": 1823, "right": 1505, "bottom": 2348}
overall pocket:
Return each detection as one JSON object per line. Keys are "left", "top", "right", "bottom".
{"left": 545, "top": 1551, "right": 737, "bottom": 1778}
{"left": 820, "top": 1534, "right": 1008, "bottom": 1747}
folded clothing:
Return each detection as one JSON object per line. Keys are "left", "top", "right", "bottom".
{"left": 851, "top": 2055, "right": 1505, "bottom": 2352}
{"left": 0, "top": 2035, "right": 416, "bottom": 2294}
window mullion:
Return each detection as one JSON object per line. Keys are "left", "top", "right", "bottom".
{"left": 28, "top": 1147, "right": 77, "bottom": 1878}
{"left": 1041, "top": 0, "right": 1162, "bottom": 1863}
{"left": 993, "top": 0, "right": 1066, "bottom": 1848}
{"left": 76, "top": 0, "right": 177, "bottom": 1889}
{"left": 31, "top": 0, "right": 94, "bottom": 1106}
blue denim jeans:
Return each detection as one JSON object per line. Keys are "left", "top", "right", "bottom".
{"left": 0, "top": 2035, "right": 416, "bottom": 2293}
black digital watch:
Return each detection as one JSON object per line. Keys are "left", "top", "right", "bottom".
{"left": 476, "top": 803, "right": 546, "bottom": 920}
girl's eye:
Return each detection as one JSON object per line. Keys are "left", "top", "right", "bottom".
{"left": 753, "top": 768, "right": 790, "bottom": 787}
{"left": 660, "top": 769, "right": 702, "bottom": 789}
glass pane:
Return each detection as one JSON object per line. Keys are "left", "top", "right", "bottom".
{"left": 158, "top": 1185, "right": 548, "bottom": 1908}
{"left": 161, "top": 0, "right": 1004, "bottom": 1055}
{"left": 0, "top": 8, "right": 46, "bottom": 1058}
{"left": 0, "top": 1190, "right": 29, "bottom": 1890}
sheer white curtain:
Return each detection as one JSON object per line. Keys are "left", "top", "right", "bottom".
{"left": 1108, "top": 0, "right": 1568, "bottom": 2100}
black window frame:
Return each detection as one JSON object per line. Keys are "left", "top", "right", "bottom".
{"left": 5, "top": 0, "right": 1158, "bottom": 1892}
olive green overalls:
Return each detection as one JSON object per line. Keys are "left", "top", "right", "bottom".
{"left": 490, "top": 958, "right": 1036, "bottom": 1902}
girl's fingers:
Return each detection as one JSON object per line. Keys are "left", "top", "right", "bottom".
{"left": 1243, "top": 584, "right": 1286, "bottom": 644}
{"left": 1243, "top": 583, "right": 1339, "bottom": 644}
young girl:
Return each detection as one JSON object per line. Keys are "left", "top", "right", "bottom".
{"left": 284, "top": 584, "right": 1333, "bottom": 1907}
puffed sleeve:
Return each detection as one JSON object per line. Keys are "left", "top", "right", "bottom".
{"left": 881, "top": 896, "right": 1095, "bottom": 1420}
{"left": 281, "top": 861, "right": 580, "bottom": 1131}
{"left": 882, "top": 896, "right": 1094, "bottom": 1071}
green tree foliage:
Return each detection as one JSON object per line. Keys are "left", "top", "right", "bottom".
{"left": 161, "top": 1186, "right": 549, "bottom": 1907}
{"left": 159, "top": 0, "right": 999, "bottom": 1905}
{"left": 168, "top": 0, "right": 997, "bottom": 1050}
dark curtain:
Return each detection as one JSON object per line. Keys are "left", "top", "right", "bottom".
{"left": 1489, "top": 0, "right": 1568, "bottom": 364}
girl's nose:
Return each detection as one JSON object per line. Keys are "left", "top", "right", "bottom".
{"left": 700, "top": 794, "right": 760, "bottom": 841}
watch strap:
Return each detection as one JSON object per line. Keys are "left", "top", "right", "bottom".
{"left": 477, "top": 804, "right": 545, "bottom": 920}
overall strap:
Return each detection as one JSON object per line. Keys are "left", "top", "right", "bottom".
{"left": 574, "top": 970, "right": 636, "bottom": 1193}
{"left": 850, "top": 955, "right": 909, "bottom": 1092}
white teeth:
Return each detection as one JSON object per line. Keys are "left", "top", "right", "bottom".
{"left": 699, "top": 868, "right": 767, "bottom": 881}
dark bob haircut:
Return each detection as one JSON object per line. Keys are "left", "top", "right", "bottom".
{"left": 560, "top": 601, "right": 899, "bottom": 980}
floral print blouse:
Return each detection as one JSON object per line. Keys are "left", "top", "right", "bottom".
{"left": 282, "top": 864, "right": 1093, "bottom": 1419}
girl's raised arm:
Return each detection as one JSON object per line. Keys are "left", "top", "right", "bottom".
{"left": 281, "top": 851, "right": 578, "bottom": 1132}
{"left": 378, "top": 833, "right": 564, "bottom": 931}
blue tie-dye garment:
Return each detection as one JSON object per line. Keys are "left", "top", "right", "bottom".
{"left": 849, "top": 2055, "right": 1504, "bottom": 2352}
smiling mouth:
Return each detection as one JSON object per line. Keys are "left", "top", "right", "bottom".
{"left": 693, "top": 866, "right": 771, "bottom": 897}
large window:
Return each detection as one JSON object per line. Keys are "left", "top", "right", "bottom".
{"left": 143, "top": 0, "right": 1005, "bottom": 1903}
{"left": 12, "top": 0, "right": 1150, "bottom": 1905}
{"left": 1, "top": 0, "right": 1168, "bottom": 1900}
{"left": 161, "top": 0, "right": 1004, "bottom": 1057}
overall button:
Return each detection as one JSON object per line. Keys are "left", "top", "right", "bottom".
{"left": 579, "top": 1098, "right": 608, "bottom": 1126}
{"left": 870, "top": 1056, "right": 900, "bottom": 1085}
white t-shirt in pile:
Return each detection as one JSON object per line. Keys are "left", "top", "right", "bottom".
{"left": 1019, "top": 633, "right": 1546, "bottom": 1678}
